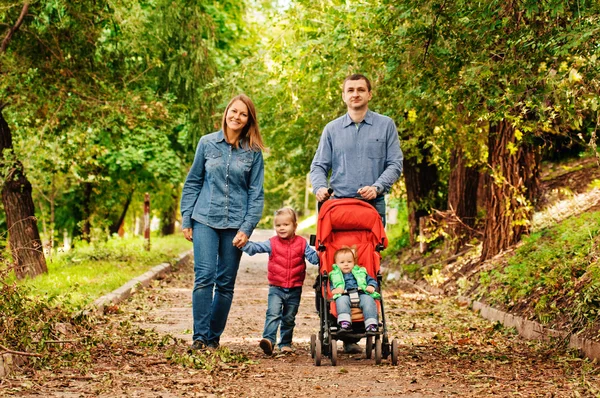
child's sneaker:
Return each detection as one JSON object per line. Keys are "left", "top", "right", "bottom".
{"left": 339, "top": 321, "right": 352, "bottom": 332}
{"left": 365, "top": 324, "right": 378, "bottom": 334}
{"left": 259, "top": 338, "right": 273, "bottom": 355}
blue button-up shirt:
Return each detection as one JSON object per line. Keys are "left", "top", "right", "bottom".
{"left": 180, "top": 130, "right": 264, "bottom": 236}
{"left": 310, "top": 110, "right": 403, "bottom": 198}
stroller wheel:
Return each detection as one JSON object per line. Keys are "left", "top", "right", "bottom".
{"left": 365, "top": 335, "right": 373, "bottom": 359}
{"left": 374, "top": 336, "right": 382, "bottom": 365}
{"left": 330, "top": 339, "right": 337, "bottom": 366}
{"left": 314, "top": 339, "right": 322, "bottom": 366}
{"left": 391, "top": 338, "right": 399, "bottom": 366}
{"left": 310, "top": 334, "right": 316, "bottom": 358}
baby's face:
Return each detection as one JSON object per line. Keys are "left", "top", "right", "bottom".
{"left": 335, "top": 252, "right": 354, "bottom": 274}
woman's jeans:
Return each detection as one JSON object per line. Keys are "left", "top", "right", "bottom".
{"left": 192, "top": 221, "right": 242, "bottom": 346}
{"left": 263, "top": 285, "right": 302, "bottom": 348}
{"left": 335, "top": 293, "right": 378, "bottom": 327}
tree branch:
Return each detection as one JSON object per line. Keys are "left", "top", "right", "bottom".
{"left": 0, "top": 2, "right": 29, "bottom": 54}
{"left": 0, "top": 344, "right": 43, "bottom": 357}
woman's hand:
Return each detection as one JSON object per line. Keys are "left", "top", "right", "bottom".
{"left": 183, "top": 228, "right": 193, "bottom": 242}
{"left": 232, "top": 231, "right": 248, "bottom": 248}
{"left": 366, "top": 285, "right": 375, "bottom": 294}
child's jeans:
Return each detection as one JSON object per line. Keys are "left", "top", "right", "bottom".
{"left": 263, "top": 285, "right": 302, "bottom": 348}
{"left": 335, "top": 293, "right": 378, "bottom": 327}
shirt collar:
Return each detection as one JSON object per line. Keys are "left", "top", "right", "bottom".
{"left": 343, "top": 110, "right": 373, "bottom": 128}
{"left": 216, "top": 130, "right": 225, "bottom": 142}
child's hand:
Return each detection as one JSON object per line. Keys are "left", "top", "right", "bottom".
{"left": 331, "top": 288, "right": 343, "bottom": 295}
{"left": 366, "top": 286, "right": 375, "bottom": 294}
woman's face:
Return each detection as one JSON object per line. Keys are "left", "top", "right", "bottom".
{"left": 225, "top": 100, "right": 249, "bottom": 136}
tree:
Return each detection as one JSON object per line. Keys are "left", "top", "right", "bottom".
{"left": 0, "top": 2, "right": 47, "bottom": 278}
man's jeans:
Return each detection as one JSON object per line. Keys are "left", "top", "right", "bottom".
{"left": 192, "top": 221, "right": 242, "bottom": 346}
{"left": 263, "top": 285, "right": 302, "bottom": 348}
{"left": 335, "top": 293, "right": 378, "bottom": 327}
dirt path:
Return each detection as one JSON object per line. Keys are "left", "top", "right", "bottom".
{"left": 4, "top": 230, "right": 599, "bottom": 397}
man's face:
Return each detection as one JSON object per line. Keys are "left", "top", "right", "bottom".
{"left": 342, "top": 79, "right": 372, "bottom": 111}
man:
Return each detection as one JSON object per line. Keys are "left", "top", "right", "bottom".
{"left": 309, "top": 73, "right": 404, "bottom": 353}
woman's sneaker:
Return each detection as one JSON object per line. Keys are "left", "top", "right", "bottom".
{"left": 188, "top": 340, "right": 207, "bottom": 353}
{"left": 259, "top": 338, "right": 273, "bottom": 355}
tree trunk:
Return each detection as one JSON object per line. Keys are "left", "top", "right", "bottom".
{"left": 160, "top": 192, "right": 178, "bottom": 236}
{"left": 403, "top": 147, "right": 443, "bottom": 246}
{"left": 447, "top": 148, "right": 480, "bottom": 253}
{"left": 0, "top": 107, "right": 47, "bottom": 278}
{"left": 109, "top": 190, "right": 133, "bottom": 236}
{"left": 81, "top": 182, "right": 93, "bottom": 242}
{"left": 480, "top": 120, "right": 540, "bottom": 261}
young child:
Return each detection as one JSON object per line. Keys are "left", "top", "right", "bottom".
{"left": 329, "top": 246, "right": 381, "bottom": 333}
{"left": 242, "top": 207, "right": 319, "bottom": 355}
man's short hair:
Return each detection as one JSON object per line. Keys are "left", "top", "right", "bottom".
{"left": 343, "top": 74, "right": 371, "bottom": 92}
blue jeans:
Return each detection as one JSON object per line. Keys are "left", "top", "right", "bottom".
{"left": 263, "top": 286, "right": 302, "bottom": 348}
{"left": 335, "top": 293, "right": 378, "bottom": 327}
{"left": 372, "top": 196, "right": 386, "bottom": 227}
{"left": 191, "top": 221, "right": 243, "bottom": 345}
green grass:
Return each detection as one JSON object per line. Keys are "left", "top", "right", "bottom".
{"left": 474, "top": 210, "right": 600, "bottom": 331}
{"left": 382, "top": 199, "right": 410, "bottom": 258}
{"left": 16, "top": 234, "right": 192, "bottom": 308}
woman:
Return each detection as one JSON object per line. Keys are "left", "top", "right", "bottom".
{"left": 180, "top": 94, "right": 265, "bottom": 351}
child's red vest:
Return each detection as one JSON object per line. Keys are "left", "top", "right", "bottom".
{"left": 268, "top": 235, "right": 307, "bottom": 288}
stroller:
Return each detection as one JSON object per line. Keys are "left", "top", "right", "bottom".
{"left": 310, "top": 198, "right": 399, "bottom": 366}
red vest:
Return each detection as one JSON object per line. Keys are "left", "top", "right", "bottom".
{"left": 268, "top": 235, "right": 307, "bottom": 288}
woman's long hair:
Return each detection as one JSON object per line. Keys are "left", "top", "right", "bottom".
{"left": 221, "top": 94, "right": 265, "bottom": 151}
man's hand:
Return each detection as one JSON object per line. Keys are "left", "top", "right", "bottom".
{"left": 366, "top": 285, "right": 375, "bottom": 294}
{"left": 232, "top": 231, "right": 249, "bottom": 248}
{"left": 357, "top": 185, "right": 378, "bottom": 200}
{"left": 183, "top": 228, "right": 193, "bottom": 242}
{"left": 315, "top": 187, "right": 331, "bottom": 202}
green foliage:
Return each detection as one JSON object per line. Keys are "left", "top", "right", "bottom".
{"left": 475, "top": 211, "right": 600, "bottom": 330}
{"left": 9, "top": 235, "right": 191, "bottom": 306}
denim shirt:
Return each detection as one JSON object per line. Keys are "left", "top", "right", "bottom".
{"left": 310, "top": 110, "right": 403, "bottom": 198}
{"left": 180, "top": 130, "right": 265, "bottom": 236}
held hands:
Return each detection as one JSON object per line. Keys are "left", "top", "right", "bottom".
{"left": 232, "top": 231, "right": 249, "bottom": 249}
{"left": 357, "top": 185, "right": 378, "bottom": 200}
{"left": 315, "top": 187, "right": 331, "bottom": 202}
{"left": 365, "top": 285, "right": 375, "bottom": 294}
{"left": 183, "top": 228, "right": 193, "bottom": 242}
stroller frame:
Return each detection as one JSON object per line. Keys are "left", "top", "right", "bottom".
{"left": 309, "top": 198, "right": 399, "bottom": 366}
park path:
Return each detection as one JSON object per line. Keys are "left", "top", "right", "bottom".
{"left": 119, "top": 229, "right": 599, "bottom": 397}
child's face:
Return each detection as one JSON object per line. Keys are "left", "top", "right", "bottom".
{"left": 335, "top": 251, "right": 355, "bottom": 274}
{"left": 274, "top": 214, "right": 296, "bottom": 239}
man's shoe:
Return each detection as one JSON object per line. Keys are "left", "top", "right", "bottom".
{"left": 280, "top": 346, "right": 293, "bottom": 353}
{"left": 343, "top": 342, "right": 362, "bottom": 354}
{"left": 188, "top": 340, "right": 207, "bottom": 353}
{"left": 259, "top": 338, "right": 273, "bottom": 355}
{"left": 207, "top": 341, "right": 220, "bottom": 350}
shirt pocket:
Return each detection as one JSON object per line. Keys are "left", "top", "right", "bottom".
{"left": 205, "top": 149, "right": 222, "bottom": 166}
{"left": 367, "top": 139, "right": 385, "bottom": 159}
{"left": 237, "top": 152, "right": 254, "bottom": 171}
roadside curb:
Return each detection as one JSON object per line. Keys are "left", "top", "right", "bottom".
{"left": 458, "top": 296, "right": 600, "bottom": 361}
{"left": 0, "top": 249, "right": 193, "bottom": 379}
{"left": 93, "top": 250, "right": 193, "bottom": 315}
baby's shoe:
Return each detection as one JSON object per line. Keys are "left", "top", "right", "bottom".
{"left": 339, "top": 321, "right": 352, "bottom": 332}
{"left": 365, "top": 324, "right": 378, "bottom": 334}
